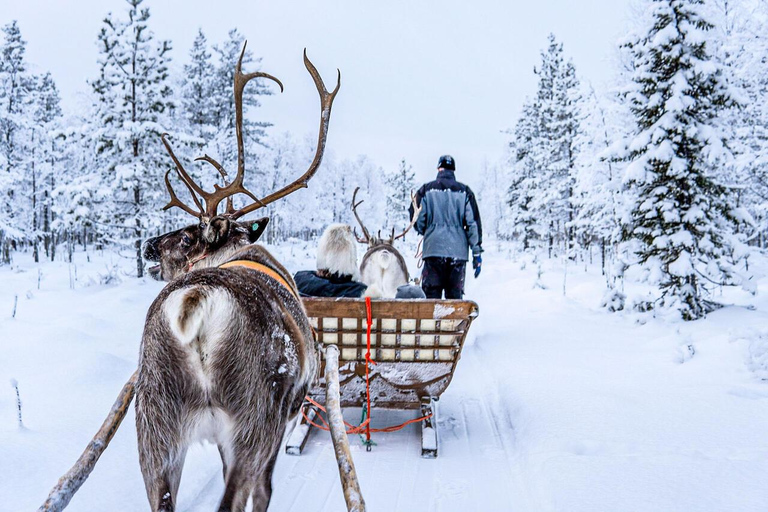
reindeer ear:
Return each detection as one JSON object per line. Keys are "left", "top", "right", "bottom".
{"left": 247, "top": 217, "right": 269, "bottom": 243}
{"left": 203, "top": 216, "right": 230, "bottom": 244}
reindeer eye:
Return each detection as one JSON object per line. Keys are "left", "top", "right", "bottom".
{"left": 181, "top": 234, "right": 193, "bottom": 246}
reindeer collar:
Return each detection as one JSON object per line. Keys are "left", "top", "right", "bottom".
{"left": 218, "top": 260, "right": 298, "bottom": 299}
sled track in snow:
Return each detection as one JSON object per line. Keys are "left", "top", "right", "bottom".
{"left": 254, "top": 342, "right": 529, "bottom": 511}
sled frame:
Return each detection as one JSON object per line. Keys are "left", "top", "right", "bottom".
{"left": 286, "top": 298, "right": 478, "bottom": 457}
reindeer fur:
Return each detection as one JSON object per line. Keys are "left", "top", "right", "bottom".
{"left": 359, "top": 244, "right": 409, "bottom": 299}
{"left": 316, "top": 224, "right": 360, "bottom": 280}
{"left": 136, "top": 242, "right": 317, "bottom": 512}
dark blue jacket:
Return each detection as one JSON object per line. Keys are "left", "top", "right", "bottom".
{"left": 294, "top": 270, "right": 367, "bottom": 298}
{"left": 409, "top": 170, "right": 483, "bottom": 261}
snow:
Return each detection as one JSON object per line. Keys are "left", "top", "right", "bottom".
{"left": 2, "top": 242, "right": 768, "bottom": 511}
{"left": 432, "top": 304, "right": 455, "bottom": 319}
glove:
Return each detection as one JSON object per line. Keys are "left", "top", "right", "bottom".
{"left": 472, "top": 255, "right": 482, "bottom": 278}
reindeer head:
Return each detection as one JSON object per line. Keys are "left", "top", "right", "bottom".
{"left": 144, "top": 43, "right": 340, "bottom": 281}
{"left": 143, "top": 217, "right": 269, "bottom": 281}
{"left": 351, "top": 186, "right": 420, "bottom": 249}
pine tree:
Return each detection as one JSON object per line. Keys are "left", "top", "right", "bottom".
{"left": 572, "top": 85, "right": 622, "bottom": 272}
{"left": 28, "top": 72, "right": 62, "bottom": 262}
{"left": 620, "top": 0, "right": 749, "bottom": 320}
{"left": 0, "top": 21, "right": 32, "bottom": 264}
{"left": 182, "top": 29, "right": 215, "bottom": 142}
{"left": 507, "top": 98, "right": 543, "bottom": 251}
{"left": 385, "top": 158, "right": 416, "bottom": 233}
{"left": 535, "top": 34, "right": 581, "bottom": 255}
{"left": 90, "top": 0, "right": 176, "bottom": 277}
{"left": 706, "top": 0, "right": 768, "bottom": 248}
{"left": 208, "top": 29, "right": 274, "bottom": 183}
{"left": 506, "top": 36, "right": 581, "bottom": 255}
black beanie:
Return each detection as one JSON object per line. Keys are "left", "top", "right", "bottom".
{"left": 437, "top": 155, "right": 455, "bottom": 171}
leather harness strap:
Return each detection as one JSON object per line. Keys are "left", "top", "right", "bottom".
{"left": 218, "top": 260, "right": 298, "bottom": 299}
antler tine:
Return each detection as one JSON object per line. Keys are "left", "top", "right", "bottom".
{"left": 162, "top": 170, "right": 203, "bottom": 217}
{"left": 230, "top": 48, "right": 341, "bottom": 219}
{"left": 194, "top": 154, "right": 266, "bottom": 215}
{"left": 352, "top": 228, "right": 368, "bottom": 244}
{"left": 194, "top": 155, "right": 234, "bottom": 214}
{"left": 161, "top": 134, "right": 206, "bottom": 210}
{"left": 214, "top": 41, "right": 283, "bottom": 219}
{"left": 351, "top": 187, "right": 372, "bottom": 244}
{"left": 393, "top": 191, "right": 421, "bottom": 241}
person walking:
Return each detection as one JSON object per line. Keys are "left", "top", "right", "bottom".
{"left": 409, "top": 155, "right": 483, "bottom": 299}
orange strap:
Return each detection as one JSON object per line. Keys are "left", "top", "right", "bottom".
{"left": 218, "top": 260, "right": 297, "bottom": 299}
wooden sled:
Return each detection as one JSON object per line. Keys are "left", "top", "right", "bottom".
{"left": 286, "top": 298, "right": 479, "bottom": 458}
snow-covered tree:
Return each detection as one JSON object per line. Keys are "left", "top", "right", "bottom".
{"left": 27, "top": 72, "right": 62, "bottom": 262}
{"left": 572, "top": 85, "right": 624, "bottom": 271}
{"left": 385, "top": 158, "right": 417, "bottom": 233}
{"left": 477, "top": 158, "right": 510, "bottom": 241}
{"left": 506, "top": 35, "right": 582, "bottom": 255}
{"left": 507, "top": 99, "right": 543, "bottom": 251}
{"left": 0, "top": 21, "right": 32, "bottom": 264}
{"left": 182, "top": 29, "right": 215, "bottom": 143}
{"left": 706, "top": 0, "right": 768, "bottom": 247}
{"left": 619, "top": 0, "right": 750, "bottom": 320}
{"left": 208, "top": 29, "right": 274, "bottom": 175}
{"left": 89, "top": 0, "right": 176, "bottom": 276}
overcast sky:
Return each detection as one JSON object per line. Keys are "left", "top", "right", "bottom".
{"left": 1, "top": 0, "right": 632, "bottom": 186}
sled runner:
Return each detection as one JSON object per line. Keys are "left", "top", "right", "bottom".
{"left": 286, "top": 297, "right": 479, "bottom": 458}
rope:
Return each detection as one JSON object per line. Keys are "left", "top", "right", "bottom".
{"left": 301, "top": 396, "right": 429, "bottom": 434}
{"left": 363, "top": 296, "right": 376, "bottom": 450}
{"left": 185, "top": 251, "right": 209, "bottom": 272}
{"left": 415, "top": 237, "right": 424, "bottom": 269}
{"left": 300, "top": 296, "right": 434, "bottom": 448}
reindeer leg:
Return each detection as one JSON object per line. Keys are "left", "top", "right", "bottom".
{"left": 252, "top": 448, "right": 280, "bottom": 512}
{"left": 218, "top": 442, "right": 258, "bottom": 512}
{"left": 138, "top": 447, "right": 186, "bottom": 512}
{"left": 218, "top": 444, "right": 229, "bottom": 480}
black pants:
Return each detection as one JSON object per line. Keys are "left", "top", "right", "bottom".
{"left": 421, "top": 257, "right": 466, "bottom": 299}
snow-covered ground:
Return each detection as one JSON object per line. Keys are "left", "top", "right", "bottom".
{"left": 2, "top": 241, "right": 768, "bottom": 511}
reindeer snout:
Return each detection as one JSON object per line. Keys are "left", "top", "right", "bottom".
{"left": 143, "top": 236, "right": 161, "bottom": 262}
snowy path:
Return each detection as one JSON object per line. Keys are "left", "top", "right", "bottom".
{"left": 2, "top": 246, "right": 768, "bottom": 511}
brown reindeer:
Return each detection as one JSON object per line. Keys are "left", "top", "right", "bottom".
{"left": 351, "top": 187, "right": 421, "bottom": 298}
{"left": 136, "top": 44, "right": 339, "bottom": 512}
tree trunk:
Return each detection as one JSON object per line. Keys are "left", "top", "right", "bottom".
{"left": 32, "top": 136, "right": 39, "bottom": 263}
{"left": 601, "top": 238, "right": 606, "bottom": 276}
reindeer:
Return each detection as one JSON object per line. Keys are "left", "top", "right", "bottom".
{"left": 351, "top": 187, "right": 421, "bottom": 298}
{"left": 136, "top": 44, "right": 340, "bottom": 512}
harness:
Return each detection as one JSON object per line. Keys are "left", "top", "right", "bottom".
{"left": 218, "top": 259, "right": 298, "bottom": 299}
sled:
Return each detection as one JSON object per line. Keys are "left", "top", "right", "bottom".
{"left": 286, "top": 297, "right": 479, "bottom": 458}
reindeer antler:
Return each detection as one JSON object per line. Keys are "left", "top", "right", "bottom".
{"left": 161, "top": 44, "right": 340, "bottom": 222}
{"left": 229, "top": 49, "right": 341, "bottom": 219}
{"left": 392, "top": 192, "right": 421, "bottom": 242}
{"left": 351, "top": 187, "right": 372, "bottom": 244}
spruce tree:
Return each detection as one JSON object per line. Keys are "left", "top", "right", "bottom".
{"left": 620, "top": 0, "right": 748, "bottom": 320}
{"left": 385, "top": 158, "right": 416, "bottom": 233}
{"left": 208, "top": 28, "right": 274, "bottom": 186}
{"left": 0, "top": 21, "right": 31, "bottom": 264}
{"left": 507, "top": 98, "right": 543, "bottom": 251}
{"left": 90, "top": 0, "right": 176, "bottom": 277}
{"left": 507, "top": 35, "right": 581, "bottom": 256}
{"left": 183, "top": 29, "right": 215, "bottom": 142}
{"left": 28, "top": 72, "right": 62, "bottom": 262}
